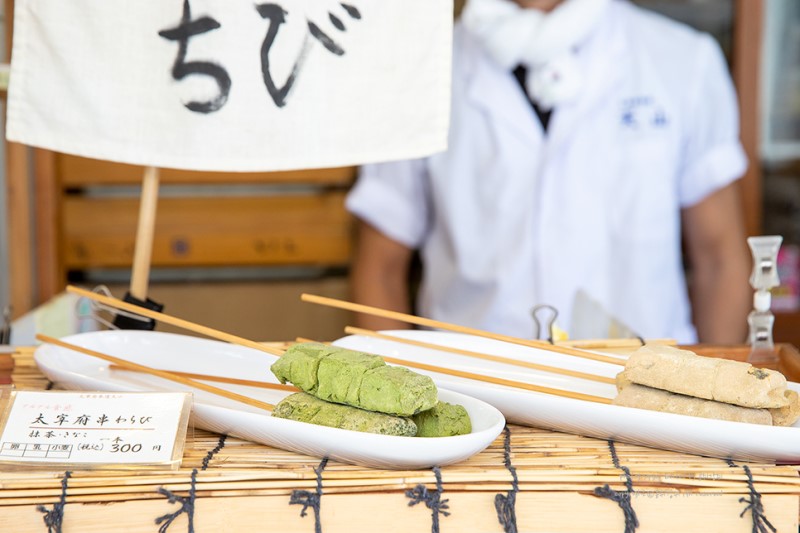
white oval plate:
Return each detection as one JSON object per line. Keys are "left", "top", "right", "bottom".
{"left": 333, "top": 330, "right": 800, "bottom": 463}
{"left": 34, "top": 330, "right": 505, "bottom": 470}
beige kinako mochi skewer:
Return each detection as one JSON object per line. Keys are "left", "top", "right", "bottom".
{"left": 619, "top": 344, "right": 789, "bottom": 409}
{"left": 772, "top": 390, "right": 800, "bottom": 426}
{"left": 613, "top": 380, "right": 800, "bottom": 427}
{"left": 613, "top": 381, "right": 774, "bottom": 425}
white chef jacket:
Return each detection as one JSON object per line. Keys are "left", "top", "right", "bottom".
{"left": 346, "top": 0, "right": 747, "bottom": 343}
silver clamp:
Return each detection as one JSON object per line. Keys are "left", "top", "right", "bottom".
{"left": 531, "top": 304, "right": 558, "bottom": 343}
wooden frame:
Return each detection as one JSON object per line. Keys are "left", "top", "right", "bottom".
{"left": 732, "top": 0, "right": 764, "bottom": 237}
{"left": 4, "top": 0, "right": 34, "bottom": 319}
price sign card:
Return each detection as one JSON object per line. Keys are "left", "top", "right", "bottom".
{"left": 0, "top": 391, "right": 192, "bottom": 470}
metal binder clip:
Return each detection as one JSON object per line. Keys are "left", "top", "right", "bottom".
{"left": 531, "top": 304, "right": 558, "bottom": 343}
{"left": 112, "top": 291, "right": 162, "bottom": 330}
{"left": 78, "top": 286, "right": 157, "bottom": 331}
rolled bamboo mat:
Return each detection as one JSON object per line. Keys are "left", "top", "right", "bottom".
{"left": 3, "top": 347, "right": 800, "bottom": 532}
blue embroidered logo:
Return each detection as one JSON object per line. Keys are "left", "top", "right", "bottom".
{"left": 621, "top": 96, "right": 668, "bottom": 130}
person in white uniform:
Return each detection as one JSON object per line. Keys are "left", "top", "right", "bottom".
{"left": 346, "top": 0, "right": 751, "bottom": 344}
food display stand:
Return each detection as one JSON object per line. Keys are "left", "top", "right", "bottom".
{"left": 2, "top": 3, "right": 799, "bottom": 532}
{"left": 2, "top": 344, "right": 799, "bottom": 533}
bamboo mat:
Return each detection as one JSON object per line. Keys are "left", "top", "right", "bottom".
{"left": 2, "top": 347, "right": 800, "bottom": 532}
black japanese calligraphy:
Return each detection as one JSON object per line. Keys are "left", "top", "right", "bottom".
{"left": 158, "top": 0, "right": 232, "bottom": 114}
{"left": 160, "top": 1, "right": 363, "bottom": 112}
{"left": 256, "top": 2, "right": 362, "bottom": 107}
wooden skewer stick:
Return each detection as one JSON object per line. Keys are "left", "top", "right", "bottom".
{"left": 345, "top": 326, "right": 616, "bottom": 385}
{"left": 66, "top": 286, "right": 284, "bottom": 357}
{"left": 66, "top": 286, "right": 612, "bottom": 404}
{"left": 296, "top": 338, "right": 613, "bottom": 405}
{"left": 108, "top": 364, "right": 298, "bottom": 392}
{"left": 36, "top": 334, "right": 276, "bottom": 411}
{"left": 130, "top": 166, "right": 160, "bottom": 301}
{"left": 559, "top": 338, "right": 676, "bottom": 350}
{"left": 301, "top": 293, "right": 626, "bottom": 366}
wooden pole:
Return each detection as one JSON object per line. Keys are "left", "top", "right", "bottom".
{"left": 33, "top": 149, "right": 60, "bottom": 303}
{"left": 733, "top": 0, "right": 764, "bottom": 237}
{"left": 3, "top": 0, "right": 34, "bottom": 319}
{"left": 5, "top": 142, "right": 33, "bottom": 318}
{"left": 129, "top": 166, "right": 160, "bottom": 301}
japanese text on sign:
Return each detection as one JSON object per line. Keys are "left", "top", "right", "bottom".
{"left": 0, "top": 391, "right": 191, "bottom": 467}
{"left": 159, "top": 1, "right": 362, "bottom": 111}
{"left": 6, "top": 0, "right": 453, "bottom": 171}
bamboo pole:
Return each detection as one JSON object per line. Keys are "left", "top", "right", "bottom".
{"left": 129, "top": 166, "right": 160, "bottom": 301}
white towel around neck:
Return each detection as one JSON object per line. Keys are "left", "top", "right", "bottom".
{"left": 461, "top": 0, "right": 611, "bottom": 109}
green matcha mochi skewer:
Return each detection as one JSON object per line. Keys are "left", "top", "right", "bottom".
{"left": 271, "top": 342, "right": 438, "bottom": 416}
{"left": 412, "top": 401, "right": 472, "bottom": 438}
{"left": 272, "top": 393, "right": 418, "bottom": 436}
{"left": 63, "top": 288, "right": 471, "bottom": 436}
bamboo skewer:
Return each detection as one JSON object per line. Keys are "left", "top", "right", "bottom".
{"left": 65, "top": 286, "right": 615, "bottom": 405}
{"left": 66, "top": 286, "right": 612, "bottom": 404}
{"left": 108, "top": 364, "right": 298, "bottom": 392}
{"left": 345, "top": 326, "right": 616, "bottom": 385}
{"left": 300, "top": 294, "right": 626, "bottom": 366}
{"left": 296, "top": 338, "right": 613, "bottom": 405}
{"left": 67, "top": 286, "right": 283, "bottom": 357}
{"left": 559, "top": 338, "right": 676, "bottom": 350}
{"left": 36, "top": 334, "right": 276, "bottom": 412}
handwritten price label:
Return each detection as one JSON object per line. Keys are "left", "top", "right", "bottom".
{"left": 0, "top": 391, "right": 192, "bottom": 468}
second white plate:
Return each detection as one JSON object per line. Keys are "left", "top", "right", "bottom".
{"left": 333, "top": 330, "right": 800, "bottom": 463}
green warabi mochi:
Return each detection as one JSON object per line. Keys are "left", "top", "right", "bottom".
{"left": 270, "top": 342, "right": 438, "bottom": 416}
{"left": 270, "top": 342, "right": 337, "bottom": 394}
{"left": 357, "top": 365, "right": 438, "bottom": 416}
{"left": 412, "top": 401, "right": 472, "bottom": 437}
{"left": 316, "top": 348, "right": 384, "bottom": 406}
{"left": 272, "top": 392, "right": 418, "bottom": 436}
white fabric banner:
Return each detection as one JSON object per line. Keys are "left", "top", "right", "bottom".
{"left": 6, "top": 0, "right": 453, "bottom": 171}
